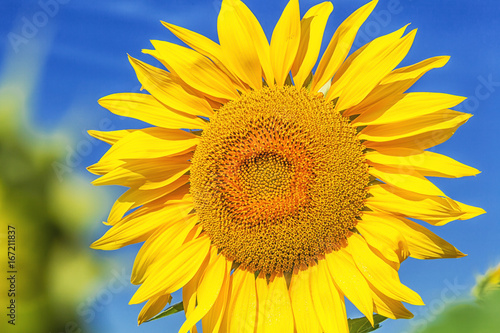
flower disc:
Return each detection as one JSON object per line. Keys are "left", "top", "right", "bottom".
{"left": 191, "top": 86, "right": 370, "bottom": 273}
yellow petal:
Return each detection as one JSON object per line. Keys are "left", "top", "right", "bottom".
{"left": 226, "top": 268, "right": 257, "bottom": 333}
{"left": 311, "top": 0, "right": 378, "bottom": 93}
{"left": 359, "top": 110, "right": 472, "bottom": 142}
{"left": 91, "top": 153, "right": 191, "bottom": 187}
{"left": 289, "top": 267, "right": 322, "bottom": 333}
{"left": 150, "top": 40, "right": 239, "bottom": 100}
{"left": 357, "top": 216, "right": 410, "bottom": 264}
{"left": 291, "top": 2, "right": 333, "bottom": 88}
{"left": 97, "top": 127, "right": 198, "bottom": 164}
{"left": 137, "top": 293, "right": 172, "bottom": 325}
{"left": 130, "top": 234, "right": 211, "bottom": 304}
{"left": 182, "top": 265, "right": 208, "bottom": 333}
{"left": 346, "top": 233, "right": 424, "bottom": 305}
{"left": 181, "top": 247, "right": 214, "bottom": 333}
{"left": 161, "top": 21, "right": 248, "bottom": 92}
{"left": 351, "top": 56, "right": 450, "bottom": 117}
{"left": 270, "top": 0, "right": 301, "bottom": 86}
{"left": 87, "top": 159, "right": 125, "bottom": 176}
{"left": 370, "top": 285, "right": 414, "bottom": 319}
{"left": 364, "top": 119, "right": 467, "bottom": 150}
{"left": 382, "top": 55, "right": 450, "bottom": 85}
{"left": 362, "top": 211, "right": 465, "bottom": 260}
{"left": 106, "top": 175, "right": 189, "bottom": 226}
{"left": 353, "top": 93, "right": 466, "bottom": 126}
{"left": 180, "top": 249, "right": 229, "bottom": 333}
{"left": 131, "top": 214, "right": 198, "bottom": 284}
{"left": 367, "top": 184, "right": 476, "bottom": 226}
{"left": 311, "top": 261, "right": 348, "bottom": 333}
{"left": 343, "top": 82, "right": 406, "bottom": 118}
{"left": 128, "top": 56, "right": 215, "bottom": 118}
{"left": 137, "top": 164, "right": 190, "bottom": 190}
{"left": 88, "top": 129, "right": 135, "bottom": 145}
{"left": 326, "top": 251, "right": 374, "bottom": 325}
{"left": 202, "top": 257, "right": 232, "bottom": 333}
{"left": 365, "top": 148, "right": 480, "bottom": 178}
{"left": 91, "top": 190, "right": 193, "bottom": 250}
{"left": 454, "top": 201, "right": 486, "bottom": 220}
{"left": 99, "top": 92, "right": 205, "bottom": 130}
{"left": 217, "top": 0, "right": 274, "bottom": 88}
{"left": 255, "top": 274, "right": 268, "bottom": 332}
{"left": 369, "top": 165, "right": 445, "bottom": 197}
{"left": 256, "top": 273, "right": 294, "bottom": 333}
{"left": 326, "top": 27, "right": 416, "bottom": 110}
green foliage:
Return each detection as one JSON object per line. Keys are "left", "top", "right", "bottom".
{"left": 0, "top": 63, "right": 109, "bottom": 333}
{"left": 416, "top": 265, "right": 500, "bottom": 333}
{"left": 348, "top": 314, "right": 387, "bottom": 333}
{"left": 147, "top": 301, "right": 184, "bottom": 322}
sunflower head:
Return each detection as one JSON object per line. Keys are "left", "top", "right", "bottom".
{"left": 89, "top": 0, "right": 484, "bottom": 331}
{"left": 191, "top": 85, "right": 369, "bottom": 274}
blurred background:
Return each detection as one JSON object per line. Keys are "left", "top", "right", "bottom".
{"left": 0, "top": 0, "right": 499, "bottom": 332}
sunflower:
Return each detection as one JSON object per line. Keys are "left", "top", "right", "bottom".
{"left": 89, "top": 0, "right": 485, "bottom": 332}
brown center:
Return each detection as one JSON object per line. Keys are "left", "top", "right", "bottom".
{"left": 190, "top": 86, "right": 369, "bottom": 274}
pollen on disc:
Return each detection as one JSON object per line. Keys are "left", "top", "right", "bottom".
{"left": 190, "top": 86, "right": 369, "bottom": 274}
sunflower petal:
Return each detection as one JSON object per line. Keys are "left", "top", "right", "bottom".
{"left": 91, "top": 154, "right": 191, "bottom": 187}
{"left": 291, "top": 2, "right": 333, "bottom": 88}
{"left": 311, "top": 261, "right": 349, "bottom": 333}
{"left": 365, "top": 148, "right": 480, "bottom": 178}
{"left": 311, "top": 0, "right": 378, "bottom": 93}
{"left": 131, "top": 214, "right": 198, "bottom": 284}
{"left": 370, "top": 285, "right": 414, "bottom": 319}
{"left": 270, "top": 0, "right": 301, "bottom": 86}
{"left": 326, "top": 27, "right": 416, "bottom": 110}
{"left": 99, "top": 91, "right": 206, "bottom": 129}
{"left": 353, "top": 93, "right": 466, "bottom": 126}
{"left": 218, "top": 0, "right": 274, "bottom": 88}
{"left": 91, "top": 189, "right": 193, "bottom": 250}
{"left": 97, "top": 127, "right": 198, "bottom": 164}
{"left": 226, "top": 269, "right": 257, "bottom": 332}
{"left": 359, "top": 110, "right": 472, "bottom": 142}
{"left": 362, "top": 211, "right": 465, "bottom": 260}
{"left": 369, "top": 165, "right": 445, "bottom": 197}
{"left": 150, "top": 40, "right": 239, "bottom": 100}
{"left": 106, "top": 175, "right": 189, "bottom": 226}
{"left": 327, "top": 251, "right": 374, "bottom": 325}
{"left": 346, "top": 234, "right": 424, "bottom": 305}
{"left": 255, "top": 275, "right": 268, "bottom": 332}
{"left": 357, "top": 216, "right": 410, "bottom": 264}
{"left": 180, "top": 249, "right": 229, "bottom": 333}
{"left": 127, "top": 56, "right": 214, "bottom": 118}
{"left": 454, "top": 201, "right": 486, "bottom": 220}
{"left": 255, "top": 273, "right": 294, "bottom": 333}
{"left": 202, "top": 258, "right": 232, "bottom": 333}
{"left": 87, "top": 160, "right": 125, "bottom": 176}
{"left": 367, "top": 184, "right": 480, "bottom": 226}
{"left": 161, "top": 21, "right": 248, "bottom": 92}
{"left": 382, "top": 55, "right": 450, "bottom": 85}
{"left": 182, "top": 250, "right": 211, "bottom": 333}
{"left": 137, "top": 293, "right": 172, "bottom": 325}
{"left": 345, "top": 55, "right": 451, "bottom": 117}
{"left": 289, "top": 267, "right": 322, "bottom": 333}
{"left": 364, "top": 120, "right": 467, "bottom": 150}
{"left": 130, "top": 234, "right": 211, "bottom": 304}
{"left": 88, "top": 129, "right": 135, "bottom": 145}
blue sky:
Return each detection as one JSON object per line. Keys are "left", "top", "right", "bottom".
{"left": 1, "top": 0, "right": 499, "bottom": 332}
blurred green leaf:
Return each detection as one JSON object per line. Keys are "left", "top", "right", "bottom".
{"left": 147, "top": 301, "right": 184, "bottom": 322}
{"left": 348, "top": 314, "right": 387, "bottom": 333}
{"left": 417, "top": 289, "right": 500, "bottom": 333}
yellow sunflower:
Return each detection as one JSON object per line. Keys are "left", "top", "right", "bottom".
{"left": 89, "top": 0, "right": 485, "bottom": 332}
